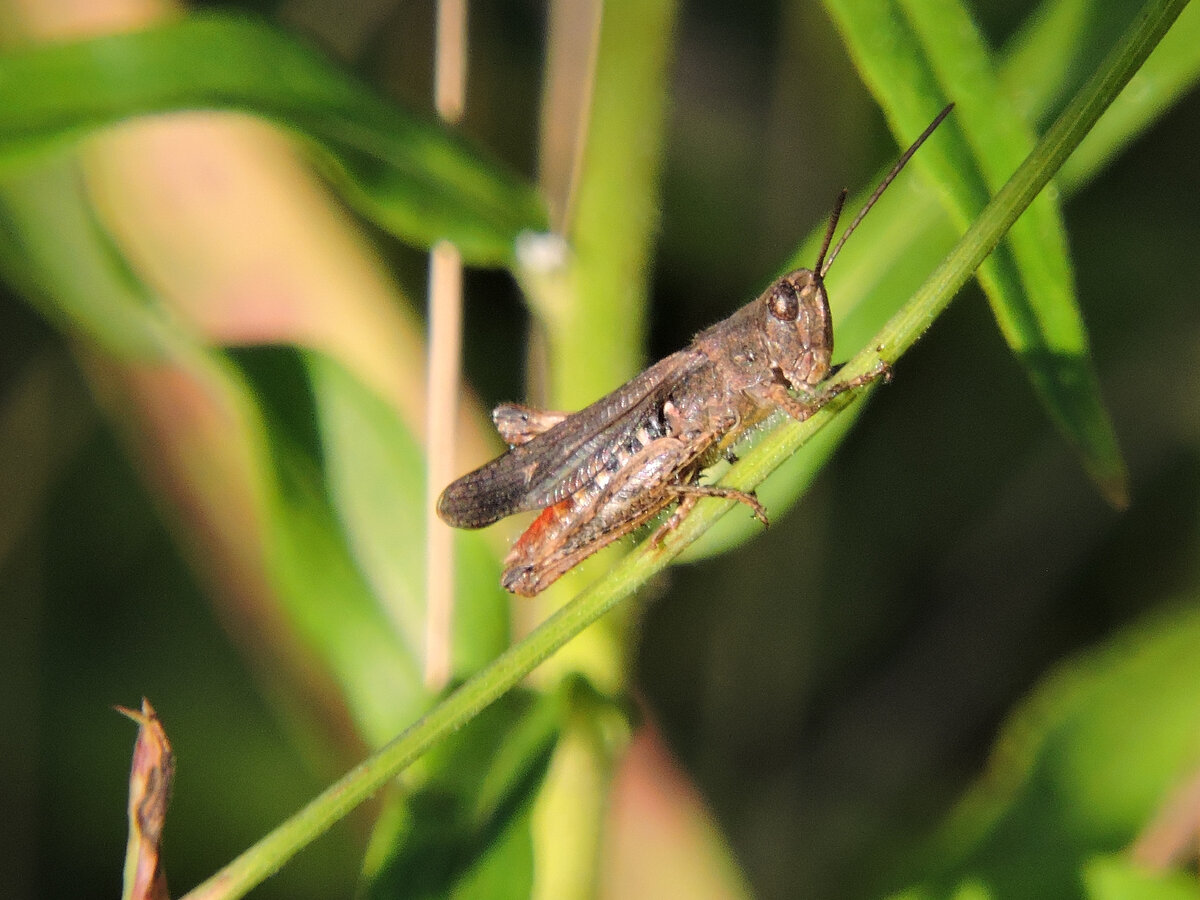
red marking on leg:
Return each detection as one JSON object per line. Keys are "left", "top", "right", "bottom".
{"left": 512, "top": 498, "right": 573, "bottom": 553}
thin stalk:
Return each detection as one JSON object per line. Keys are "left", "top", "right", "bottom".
{"left": 423, "top": 0, "right": 468, "bottom": 689}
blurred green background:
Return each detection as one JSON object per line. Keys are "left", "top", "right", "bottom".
{"left": 2, "top": 1, "right": 1200, "bottom": 899}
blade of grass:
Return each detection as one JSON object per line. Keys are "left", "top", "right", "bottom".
{"left": 424, "top": 0, "right": 471, "bottom": 691}
{"left": 850, "top": 0, "right": 1190, "bottom": 376}
{"left": 177, "top": 0, "right": 1186, "bottom": 894}
{"left": 904, "top": 0, "right": 1126, "bottom": 504}
{"left": 359, "top": 688, "right": 563, "bottom": 899}
{"left": 827, "top": 0, "right": 1127, "bottom": 506}
{"left": 690, "top": 0, "right": 1200, "bottom": 559}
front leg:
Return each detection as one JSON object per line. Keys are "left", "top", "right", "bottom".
{"left": 768, "top": 360, "right": 891, "bottom": 423}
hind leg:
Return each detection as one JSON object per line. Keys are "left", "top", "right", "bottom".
{"left": 501, "top": 436, "right": 703, "bottom": 595}
{"left": 492, "top": 403, "right": 569, "bottom": 446}
{"left": 649, "top": 483, "right": 768, "bottom": 546}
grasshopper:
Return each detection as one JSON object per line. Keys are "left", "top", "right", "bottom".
{"left": 439, "top": 105, "right": 952, "bottom": 596}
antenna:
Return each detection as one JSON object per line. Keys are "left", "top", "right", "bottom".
{"left": 819, "top": 103, "right": 954, "bottom": 278}
{"left": 812, "top": 189, "right": 849, "bottom": 276}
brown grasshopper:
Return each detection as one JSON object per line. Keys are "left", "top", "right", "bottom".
{"left": 439, "top": 105, "right": 952, "bottom": 596}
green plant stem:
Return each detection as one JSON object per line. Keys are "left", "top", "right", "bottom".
{"left": 866, "top": 0, "right": 1191, "bottom": 368}
{"left": 179, "top": 0, "right": 1188, "bottom": 895}
{"left": 721, "top": 0, "right": 1190, "bottom": 502}
{"left": 520, "top": 0, "right": 676, "bottom": 411}
{"left": 181, "top": 562, "right": 637, "bottom": 900}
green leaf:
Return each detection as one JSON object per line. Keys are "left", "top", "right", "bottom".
{"left": 825, "top": 0, "right": 1126, "bottom": 504}
{"left": 306, "top": 351, "right": 510, "bottom": 679}
{"left": 358, "top": 687, "right": 562, "bottom": 900}
{"left": 885, "top": 603, "right": 1200, "bottom": 897}
{"left": 0, "top": 13, "right": 545, "bottom": 265}
{"left": 232, "top": 347, "right": 427, "bottom": 744}
{"left": 687, "top": 0, "right": 1200, "bottom": 559}
{"left": 907, "top": 0, "right": 1126, "bottom": 505}
{"left": 667, "top": 0, "right": 1189, "bottom": 573}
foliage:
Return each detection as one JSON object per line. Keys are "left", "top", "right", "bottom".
{"left": 2, "top": 1, "right": 1200, "bottom": 898}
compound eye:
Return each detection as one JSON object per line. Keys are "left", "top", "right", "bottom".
{"left": 767, "top": 280, "right": 800, "bottom": 321}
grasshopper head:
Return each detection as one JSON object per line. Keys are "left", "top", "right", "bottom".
{"left": 761, "top": 268, "right": 833, "bottom": 389}
{"left": 756, "top": 104, "right": 954, "bottom": 394}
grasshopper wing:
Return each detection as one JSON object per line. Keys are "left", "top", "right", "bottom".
{"left": 437, "top": 350, "right": 706, "bottom": 529}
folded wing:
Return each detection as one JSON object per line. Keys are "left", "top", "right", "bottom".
{"left": 437, "top": 350, "right": 706, "bottom": 529}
